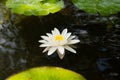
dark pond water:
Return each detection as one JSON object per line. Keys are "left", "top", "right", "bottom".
{"left": 0, "top": 0, "right": 120, "bottom": 80}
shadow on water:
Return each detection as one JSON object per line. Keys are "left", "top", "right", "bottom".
{"left": 0, "top": 1, "right": 120, "bottom": 80}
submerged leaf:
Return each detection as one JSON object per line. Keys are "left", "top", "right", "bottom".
{"left": 6, "top": 0, "right": 64, "bottom": 16}
{"left": 72, "top": 0, "right": 120, "bottom": 16}
{"left": 6, "top": 66, "right": 86, "bottom": 80}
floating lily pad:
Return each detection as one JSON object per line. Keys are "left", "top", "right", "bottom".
{"left": 6, "top": 66, "right": 86, "bottom": 80}
{"left": 72, "top": 0, "right": 120, "bottom": 15}
{"left": 6, "top": 0, "right": 64, "bottom": 16}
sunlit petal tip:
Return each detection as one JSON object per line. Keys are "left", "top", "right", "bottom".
{"left": 77, "top": 39, "right": 80, "bottom": 42}
{"left": 54, "top": 28, "right": 60, "bottom": 34}
{"left": 57, "top": 50, "right": 65, "bottom": 59}
{"left": 63, "top": 28, "right": 67, "bottom": 32}
{"left": 68, "top": 36, "right": 76, "bottom": 40}
{"left": 47, "top": 47, "right": 57, "bottom": 55}
{"left": 73, "top": 51, "right": 77, "bottom": 53}
{"left": 54, "top": 28, "right": 58, "bottom": 30}
{"left": 40, "top": 44, "right": 50, "bottom": 47}
{"left": 68, "top": 40, "right": 80, "bottom": 44}
{"left": 65, "top": 28, "right": 68, "bottom": 30}
{"left": 59, "top": 55, "right": 64, "bottom": 59}
{"left": 58, "top": 46, "right": 65, "bottom": 54}
{"left": 38, "top": 40, "right": 41, "bottom": 42}
{"left": 46, "top": 32, "right": 49, "bottom": 33}
{"left": 74, "top": 39, "right": 80, "bottom": 43}
{"left": 46, "top": 33, "right": 50, "bottom": 35}
{"left": 39, "top": 45, "right": 45, "bottom": 47}
{"left": 68, "top": 32, "right": 72, "bottom": 35}
{"left": 38, "top": 40, "right": 47, "bottom": 43}
{"left": 43, "top": 47, "right": 50, "bottom": 53}
{"left": 65, "top": 46, "right": 77, "bottom": 53}
{"left": 41, "top": 35, "right": 46, "bottom": 38}
{"left": 41, "top": 36, "right": 48, "bottom": 39}
{"left": 52, "top": 30, "right": 56, "bottom": 35}
{"left": 42, "top": 50, "right": 46, "bottom": 53}
{"left": 62, "top": 28, "right": 68, "bottom": 36}
{"left": 51, "top": 30, "right": 54, "bottom": 33}
{"left": 47, "top": 51, "right": 54, "bottom": 56}
{"left": 46, "top": 33, "right": 52, "bottom": 37}
{"left": 65, "top": 33, "right": 71, "bottom": 39}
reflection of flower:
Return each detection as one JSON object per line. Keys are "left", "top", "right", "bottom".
{"left": 39, "top": 28, "right": 80, "bottom": 59}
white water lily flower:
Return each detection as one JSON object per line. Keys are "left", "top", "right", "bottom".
{"left": 39, "top": 28, "right": 80, "bottom": 59}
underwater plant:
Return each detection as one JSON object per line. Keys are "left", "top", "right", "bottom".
{"left": 39, "top": 28, "right": 80, "bottom": 59}
{"left": 6, "top": 0, "right": 64, "bottom": 16}
{"left": 6, "top": 66, "right": 86, "bottom": 80}
{"left": 72, "top": 0, "right": 120, "bottom": 15}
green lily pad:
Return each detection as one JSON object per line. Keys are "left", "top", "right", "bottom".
{"left": 6, "top": 66, "right": 86, "bottom": 80}
{"left": 72, "top": 0, "right": 120, "bottom": 16}
{"left": 6, "top": 0, "right": 64, "bottom": 16}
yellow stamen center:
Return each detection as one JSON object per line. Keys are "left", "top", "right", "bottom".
{"left": 54, "top": 35, "right": 64, "bottom": 41}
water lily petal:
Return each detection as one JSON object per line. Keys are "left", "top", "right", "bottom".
{"left": 47, "top": 47, "right": 57, "bottom": 55}
{"left": 46, "top": 33, "right": 54, "bottom": 41}
{"left": 38, "top": 40, "right": 48, "bottom": 43}
{"left": 46, "top": 33, "right": 53, "bottom": 37}
{"left": 68, "top": 36, "right": 75, "bottom": 40}
{"left": 65, "top": 33, "right": 71, "bottom": 39}
{"left": 54, "top": 28, "right": 60, "bottom": 35}
{"left": 52, "top": 28, "right": 60, "bottom": 35}
{"left": 52, "top": 30, "right": 55, "bottom": 35}
{"left": 65, "top": 46, "right": 76, "bottom": 53}
{"left": 57, "top": 50, "right": 65, "bottom": 59}
{"left": 41, "top": 36, "right": 50, "bottom": 41}
{"left": 40, "top": 44, "right": 51, "bottom": 47}
{"left": 68, "top": 40, "right": 80, "bottom": 44}
{"left": 43, "top": 47, "right": 50, "bottom": 52}
{"left": 57, "top": 46, "right": 65, "bottom": 54}
{"left": 62, "top": 28, "right": 67, "bottom": 36}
